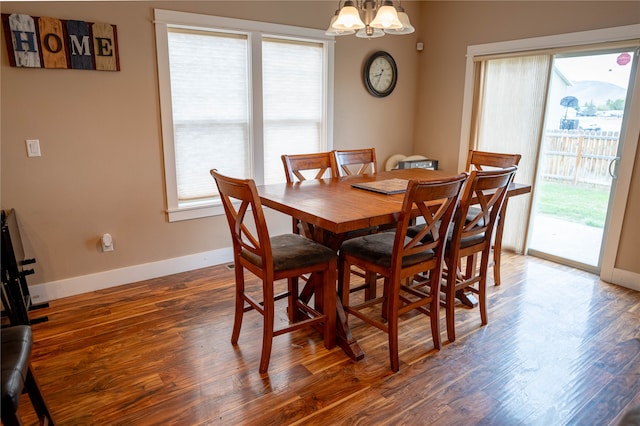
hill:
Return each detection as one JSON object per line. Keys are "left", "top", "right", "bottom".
{"left": 567, "top": 81, "right": 627, "bottom": 107}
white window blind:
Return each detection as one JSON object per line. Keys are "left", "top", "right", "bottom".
{"left": 168, "top": 29, "right": 250, "bottom": 202}
{"left": 473, "top": 55, "right": 550, "bottom": 253}
{"left": 262, "top": 38, "right": 324, "bottom": 184}
{"left": 155, "top": 9, "right": 334, "bottom": 221}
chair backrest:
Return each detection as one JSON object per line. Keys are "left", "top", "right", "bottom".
{"left": 450, "top": 167, "right": 517, "bottom": 252}
{"left": 210, "top": 169, "right": 272, "bottom": 271}
{"left": 332, "top": 148, "right": 377, "bottom": 177}
{"left": 391, "top": 173, "right": 468, "bottom": 272}
{"left": 281, "top": 152, "right": 335, "bottom": 183}
{"left": 466, "top": 150, "right": 521, "bottom": 172}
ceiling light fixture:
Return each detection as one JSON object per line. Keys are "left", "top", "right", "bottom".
{"left": 326, "top": 0, "right": 414, "bottom": 39}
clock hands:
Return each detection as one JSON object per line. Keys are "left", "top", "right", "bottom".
{"left": 373, "top": 69, "right": 385, "bottom": 86}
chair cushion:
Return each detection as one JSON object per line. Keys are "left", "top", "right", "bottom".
{"left": 241, "top": 233, "right": 337, "bottom": 271}
{"left": 1, "top": 326, "right": 32, "bottom": 417}
{"left": 340, "top": 232, "right": 434, "bottom": 269}
{"left": 407, "top": 222, "right": 486, "bottom": 249}
{"left": 466, "top": 206, "right": 486, "bottom": 227}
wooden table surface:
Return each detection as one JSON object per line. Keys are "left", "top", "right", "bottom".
{"left": 258, "top": 168, "right": 530, "bottom": 237}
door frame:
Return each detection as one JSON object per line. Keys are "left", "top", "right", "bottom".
{"left": 458, "top": 24, "right": 640, "bottom": 287}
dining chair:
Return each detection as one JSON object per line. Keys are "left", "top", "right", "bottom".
{"left": 281, "top": 152, "right": 335, "bottom": 184}
{"left": 331, "top": 148, "right": 377, "bottom": 177}
{"left": 442, "top": 166, "right": 517, "bottom": 342}
{"left": 338, "top": 173, "right": 467, "bottom": 372}
{"left": 290, "top": 149, "right": 381, "bottom": 299}
{"left": 466, "top": 150, "right": 521, "bottom": 286}
{"left": 281, "top": 152, "right": 335, "bottom": 235}
{"left": 211, "top": 169, "right": 337, "bottom": 374}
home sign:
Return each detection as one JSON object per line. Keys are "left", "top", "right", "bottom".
{"left": 2, "top": 13, "right": 120, "bottom": 71}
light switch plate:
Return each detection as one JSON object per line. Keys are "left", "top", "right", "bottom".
{"left": 26, "top": 139, "right": 41, "bottom": 157}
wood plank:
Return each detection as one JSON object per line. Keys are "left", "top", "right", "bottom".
{"left": 38, "top": 16, "right": 67, "bottom": 69}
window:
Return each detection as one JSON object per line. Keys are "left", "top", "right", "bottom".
{"left": 154, "top": 9, "right": 334, "bottom": 221}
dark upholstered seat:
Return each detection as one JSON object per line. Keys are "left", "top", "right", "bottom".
{"left": 1, "top": 325, "right": 55, "bottom": 425}
{"left": 340, "top": 233, "right": 435, "bottom": 268}
{"left": 1, "top": 326, "right": 31, "bottom": 419}
{"left": 211, "top": 169, "right": 337, "bottom": 374}
{"left": 240, "top": 233, "right": 337, "bottom": 271}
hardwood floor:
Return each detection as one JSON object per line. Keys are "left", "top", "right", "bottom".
{"left": 13, "top": 253, "right": 640, "bottom": 425}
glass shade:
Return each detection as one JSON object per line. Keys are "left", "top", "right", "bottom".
{"left": 355, "top": 27, "right": 385, "bottom": 39}
{"left": 333, "top": 5, "right": 365, "bottom": 30}
{"left": 326, "top": 15, "right": 355, "bottom": 36}
{"left": 369, "top": 5, "right": 402, "bottom": 29}
{"left": 384, "top": 11, "right": 415, "bottom": 34}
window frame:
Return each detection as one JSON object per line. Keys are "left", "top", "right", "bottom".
{"left": 154, "top": 9, "right": 335, "bottom": 222}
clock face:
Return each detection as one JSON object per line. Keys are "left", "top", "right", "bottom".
{"left": 364, "top": 51, "right": 397, "bottom": 97}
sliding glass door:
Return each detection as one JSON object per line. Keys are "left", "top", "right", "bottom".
{"left": 469, "top": 40, "right": 639, "bottom": 274}
{"left": 528, "top": 50, "right": 637, "bottom": 271}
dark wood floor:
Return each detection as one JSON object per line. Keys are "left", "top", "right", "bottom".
{"left": 14, "top": 253, "right": 640, "bottom": 425}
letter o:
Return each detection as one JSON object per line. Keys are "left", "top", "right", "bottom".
{"left": 43, "top": 33, "right": 63, "bottom": 53}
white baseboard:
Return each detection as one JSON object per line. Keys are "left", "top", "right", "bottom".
{"left": 28, "top": 247, "right": 234, "bottom": 304}
{"left": 27, "top": 250, "right": 639, "bottom": 304}
{"left": 611, "top": 268, "right": 640, "bottom": 292}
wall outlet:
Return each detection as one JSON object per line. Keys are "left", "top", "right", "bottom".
{"left": 101, "top": 233, "right": 114, "bottom": 252}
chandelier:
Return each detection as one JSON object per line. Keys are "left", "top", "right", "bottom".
{"left": 326, "top": 0, "right": 415, "bottom": 39}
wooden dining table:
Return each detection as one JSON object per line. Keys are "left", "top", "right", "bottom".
{"left": 256, "top": 168, "right": 531, "bottom": 360}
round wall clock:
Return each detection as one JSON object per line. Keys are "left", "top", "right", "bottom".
{"left": 363, "top": 51, "right": 397, "bottom": 98}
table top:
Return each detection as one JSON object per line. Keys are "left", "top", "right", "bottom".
{"left": 257, "top": 168, "right": 530, "bottom": 236}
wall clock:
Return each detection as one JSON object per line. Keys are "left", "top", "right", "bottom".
{"left": 363, "top": 51, "right": 397, "bottom": 98}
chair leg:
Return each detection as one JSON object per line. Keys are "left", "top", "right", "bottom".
{"left": 387, "top": 290, "right": 400, "bottom": 372}
{"left": 445, "top": 270, "right": 457, "bottom": 343}
{"left": 25, "top": 365, "right": 55, "bottom": 425}
{"left": 231, "top": 266, "right": 245, "bottom": 345}
{"left": 429, "top": 278, "right": 441, "bottom": 350}
{"left": 259, "top": 294, "right": 275, "bottom": 374}
{"left": 479, "top": 254, "right": 490, "bottom": 326}
{"left": 493, "top": 203, "right": 508, "bottom": 286}
{"left": 287, "top": 277, "right": 300, "bottom": 322}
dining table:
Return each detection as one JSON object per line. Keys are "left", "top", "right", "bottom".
{"left": 256, "top": 168, "right": 531, "bottom": 360}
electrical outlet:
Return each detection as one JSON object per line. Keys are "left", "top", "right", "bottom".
{"left": 26, "top": 139, "right": 41, "bottom": 157}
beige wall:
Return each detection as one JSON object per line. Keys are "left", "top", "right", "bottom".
{"left": 1, "top": 1, "right": 639, "bottom": 295}
{"left": 412, "top": 1, "right": 640, "bottom": 274}
{"left": 0, "top": 1, "right": 420, "bottom": 291}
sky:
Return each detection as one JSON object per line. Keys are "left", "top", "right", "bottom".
{"left": 554, "top": 52, "right": 635, "bottom": 89}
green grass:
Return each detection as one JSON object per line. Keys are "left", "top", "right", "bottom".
{"left": 536, "top": 181, "right": 609, "bottom": 228}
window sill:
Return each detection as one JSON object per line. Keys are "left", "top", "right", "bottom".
{"left": 167, "top": 201, "right": 224, "bottom": 222}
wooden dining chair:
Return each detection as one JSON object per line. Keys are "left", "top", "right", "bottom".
{"left": 338, "top": 173, "right": 467, "bottom": 372}
{"left": 210, "top": 169, "right": 337, "bottom": 374}
{"left": 442, "top": 166, "right": 517, "bottom": 342}
{"left": 465, "top": 150, "right": 521, "bottom": 286}
{"left": 281, "top": 152, "right": 335, "bottom": 235}
{"left": 331, "top": 148, "right": 377, "bottom": 177}
{"left": 281, "top": 152, "right": 335, "bottom": 184}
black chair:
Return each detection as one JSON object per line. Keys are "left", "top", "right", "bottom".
{"left": 1, "top": 325, "right": 55, "bottom": 425}
{"left": 1, "top": 209, "right": 49, "bottom": 325}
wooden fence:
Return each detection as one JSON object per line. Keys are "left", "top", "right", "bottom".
{"left": 540, "top": 130, "right": 619, "bottom": 187}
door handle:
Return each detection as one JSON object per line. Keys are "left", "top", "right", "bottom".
{"left": 608, "top": 157, "right": 620, "bottom": 179}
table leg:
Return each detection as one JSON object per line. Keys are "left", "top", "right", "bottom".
{"left": 298, "top": 271, "right": 364, "bottom": 361}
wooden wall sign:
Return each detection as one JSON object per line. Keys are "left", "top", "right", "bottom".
{"left": 2, "top": 13, "right": 120, "bottom": 71}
